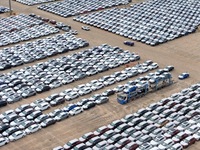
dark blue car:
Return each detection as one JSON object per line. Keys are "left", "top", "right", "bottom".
{"left": 178, "top": 73, "right": 189, "bottom": 80}
{"left": 124, "top": 41, "right": 134, "bottom": 46}
{"left": 63, "top": 104, "right": 77, "bottom": 112}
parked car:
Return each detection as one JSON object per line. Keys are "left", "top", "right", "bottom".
{"left": 54, "top": 112, "right": 69, "bottom": 121}
{"left": 9, "top": 130, "right": 25, "bottom": 141}
{"left": 124, "top": 41, "right": 134, "bottom": 46}
{"left": 25, "top": 124, "right": 41, "bottom": 134}
{"left": 40, "top": 118, "right": 56, "bottom": 128}
{"left": 158, "top": 139, "right": 174, "bottom": 150}
{"left": 63, "top": 139, "right": 81, "bottom": 150}
{"left": 82, "top": 101, "right": 96, "bottom": 110}
{"left": 0, "top": 137, "right": 9, "bottom": 147}
{"left": 178, "top": 73, "right": 189, "bottom": 80}
{"left": 82, "top": 26, "right": 90, "bottom": 31}
{"left": 79, "top": 132, "right": 95, "bottom": 142}
{"left": 0, "top": 100, "right": 7, "bottom": 107}
{"left": 95, "top": 96, "right": 109, "bottom": 104}
{"left": 68, "top": 107, "right": 83, "bottom": 116}
{"left": 180, "top": 136, "right": 196, "bottom": 148}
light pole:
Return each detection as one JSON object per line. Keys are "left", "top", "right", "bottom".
{"left": 9, "top": 0, "right": 12, "bottom": 15}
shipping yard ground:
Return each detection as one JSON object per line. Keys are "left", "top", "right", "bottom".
{"left": 0, "top": 0, "right": 200, "bottom": 150}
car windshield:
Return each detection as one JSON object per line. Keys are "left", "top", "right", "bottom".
{"left": 97, "top": 127, "right": 105, "bottom": 132}
{"left": 117, "top": 94, "right": 127, "bottom": 100}
{"left": 163, "top": 141, "right": 172, "bottom": 146}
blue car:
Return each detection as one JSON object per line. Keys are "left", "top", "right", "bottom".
{"left": 124, "top": 41, "right": 134, "bottom": 46}
{"left": 178, "top": 73, "right": 189, "bottom": 80}
{"left": 62, "top": 104, "right": 77, "bottom": 112}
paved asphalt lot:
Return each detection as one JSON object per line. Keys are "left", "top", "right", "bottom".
{"left": 0, "top": 0, "right": 200, "bottom": 150}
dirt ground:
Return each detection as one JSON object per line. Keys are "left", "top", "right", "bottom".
{"left": 0, "top": 0, "right": 200, "bottom": 150}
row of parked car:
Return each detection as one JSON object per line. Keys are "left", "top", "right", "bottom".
{"left": 38, "top": 0, "right": 131, "bottom": 18}
{"left": 0, "top": 6, "right": 9, "bottom": 13}
{"left": 0, "top": 32, "right": 89, "bottom": 70}
{"left": 0, "top": 64, "right": 173, "bottom": 146}
{"left": 0, "top": 14, "right": 43, "bottom": 34}
{"left": 0, "top": 23, "right": 59, "bottom": 47}
{"left": 54, "top": 82, "right": 200, "bottom": 150}
{"left": 0, "top": 63, "right": 175, "bottom": 147}
{"left": 0, "top": 92, "right": 109, "bottom": 146}
{"left": 22, "top": 60, "right": 160, "bottom": 113}
{"left": 74, "top": 0, "right": 200, "bottom": 46}
{"left": 0, "top": 44, "right": 139, "bottom": 105}
{"left": 29, "top": 13, "right": 72, "bottom": 32}
{"left": 16, "top": 0, "right": 56, "bottom": 6}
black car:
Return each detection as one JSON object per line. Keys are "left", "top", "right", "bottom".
{"left": 0, "top": 124, "right": 10, "bottom": 133}
{"left": 102, "top": 89, "right": 115, "bottom": 96}
{"left": 86, "top": 136, "right": 102, "bottom": 147}
{"left": 164, "top": 66, "right": 174, "bottom": 72}
{"left": 0, "top": 100, "right": 7, "bottom": 107}
{"left": 41, "top": 118, "right": 56, "bottom": 128}
{"left": 2, "top": 127, "right": 20, "bottom": 136}
{"left": 82, "top": 101, "right": 96, "bottom": 110}
{"left": 36, "top": 85, "right": 51, "bottom": 93}
{"left": 124, "top": 41, "right": 134, "bottom": 46}
{"left": 50, "top": 97, "right": 65, "bottom": 107}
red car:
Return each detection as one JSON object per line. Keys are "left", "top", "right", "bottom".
{"left": 114, "top": 138, "right": 131, "bottom": 149}
{"left": 180, "top": 136, "right": 196, "bottom": 148}
{"left": 164, "top": 129, "right": 180, "bottom": 138}
{"left": 79, "top": 132, "right": 96, "bottom": 142}
{"left": 172, "top": 132, "right": 188, "bottom": 143}
{"left": 63, "top": 139, "right": 81, "bottom": 150}
{"left": 93, "top": 126, "right": 110, "bottom": 136}
{"left": 121, "top": 141, "right": 138, "bottom": 150}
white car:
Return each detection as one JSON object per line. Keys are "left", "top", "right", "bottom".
{"left": 15, "top": 104, "right": 31, "bottom": 113}
{"left": 0, "top": 109, "right": 15, "bottom": 120}
{"left": 91, "top": 82, "right": 104, "bottom": 91}
{"left": 34, "top": 102, "right": 50, "bottom": 111}
{"left": 78, "top": 87, "right": 92, "bottom": 96}
{"left": 86, "top": 80, "right": 98, "bottom": 87}
{"left": 61, "top": 76, "right": 74, "bottom": 84}
{"left": 27, "top": 110, "right": 42, "bottom": 120}
{"left": 0, "top": 137, "right": 9, "bottom": 146}
{"left": 30, "top": 99, "right": 46, "bottom": 107}
{"left": 158, "top": 139, "right": 174, "bottom": 150}
{"left": 34, "top": 114, "right": 49, "bottom": 123}
{"left": 69, "top": 107, "right": 83, "bottom": 116}
{"left": 136, "top": 143, "right": 153, "bottom": 150}
{"left": 193, "top": 130, "right": 200, "bottom": 140}
{"left": 138, "top": 67, "right": 149, "bottom": 73}
{"left": 86, "top": 69, "right": 98, "bottom": 76}
{"left": 103, "top": 78, "right": 115, "bottom": 86}
{"left": 19, "top": 108, "right": 34, "bottom": 117}
{"left": 73, "top": 84, "right": 86, "bottom": 92}
{"left": 150, "top": 135, "right": 165, "bottom": 146}
{"left": 168, "top": 143, "right": 183, "bottom": 150}
{"left": 10, "top": 117, "right": 27, "bottom": 126}
{"left": 65, "top": 92, "right": 79, "bottom": 101}
{"left": 49, "top": 109, "right": 63, "bottom": 117}
{"left": 0, "top": 137, "right": 9, "bottom": 147}
{"left": 95, "top": 97, "right": 109, "bottom": 105}
{"left": 115, "top": 74, "right": 128, "bottom": 82}
{"left": 45, "top": 94, "right": 60, "bottom": 102}
{"left": 176, "top": 121, "right": 192, "bottom": 131}
{"left": 113, "top": 85, "right": 125, "bottom": 93}
{"left": 25, "top": 124, "right": 41, "bottom": 134}
{"left": 59, "top": 89, "right": 73, "bottom": 97}
{"left": 9, "top": 130, "right": 25, "bottom": 141}
{"left": 185, "top": 125, "right": 199, "bottom": 135}
{"left": 148, "top": 63, "right": 159, "bottom": 70}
